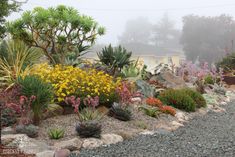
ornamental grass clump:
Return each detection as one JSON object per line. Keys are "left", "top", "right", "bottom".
{"left": 31, "top": 63, "right": 121, "bottom": 104}
{"left": 158, "top": 89, "right": 196, "bottom": 112}
{"left": 17, "top": 75, "right": 54, "bottom": 125}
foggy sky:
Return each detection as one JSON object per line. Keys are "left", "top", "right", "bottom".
{"left": 8, "top": 0, "right": 235, "bottom": 45}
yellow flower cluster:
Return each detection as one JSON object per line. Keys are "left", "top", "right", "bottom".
{"left": 31, "top": 63, "right": 121, "bottom": 103}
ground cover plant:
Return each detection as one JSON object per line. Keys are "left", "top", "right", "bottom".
{"left": 158, "top": 89, "right": 196, "bottom": 112}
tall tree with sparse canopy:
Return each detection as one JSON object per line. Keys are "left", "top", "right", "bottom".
{"left": 0, "top": 0, "right": 27, "bottom": 38}
{"left": 181, "top": 14, "right": 235, "bottom": 64}
{"left": 7, "top": 5, "right": 105, "bottom": 64}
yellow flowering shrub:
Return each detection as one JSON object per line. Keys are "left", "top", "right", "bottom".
{"left": 31, "top": 63, "right": 121, "bottom": 104}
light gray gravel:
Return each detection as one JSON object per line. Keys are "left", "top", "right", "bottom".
{"left": 80, "top": 103, "right": 235, "bottom": 157}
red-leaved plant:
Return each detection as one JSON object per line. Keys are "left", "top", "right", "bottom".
{"left": 146, "top": 97, "right": 163, "bottom": 108}
{"left": 18, "top": 95, "right": 36, "bottom": 125}
{"left": 116, "top": 81, "right": 133, "bottom": 106}
{"left": 159, "top": 105, "right": 176, "bottom": 116}
{"left": 83, "top": 96, "right": 99, "bottom": 109}
{"left": 65, "top": 96, "right": 81, "bottom": 113}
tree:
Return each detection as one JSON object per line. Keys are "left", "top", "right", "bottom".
{"left": 7, "top": 5, "right": 105, "bottom": 64}
{"left": 181, "top": 14, "right": 235, "bottom": 64}
{"left": 0, "top": 0, "right": 26, "bottom": 38}
{"left": 118, "top": 17, "right": 153, "bottom": 45}
{"left": 153, "top": 13, "right": 181, "bottom": 49}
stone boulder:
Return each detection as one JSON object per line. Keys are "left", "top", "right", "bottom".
{"left": 54, "top": 138, "right": 82, "bottom": 151}
{"left": 1, "top": 127, "right": 15, "bottom": 135}
{"left": 101, "top": 134, "right": 123, "bottom": 145}
{"left": 150, "top": 71, "right": 186, "bottom": 89}
{"left": 82, "top": 138, "right": 103, "bottom": 149}
{"left": 36, "top": 150, "right": 55, "bottom": 157}
{"left": 54, "top": 149, "right": 71, "bottom": 157}
{"left": 5, "top": 134, "right": 50, "bottom": 154}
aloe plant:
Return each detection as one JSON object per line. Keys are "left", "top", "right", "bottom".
{"left": 138, "top": 106, "right": 160, "bottom": 118}
{"left": 48, "top": 128, "right": 65, "bottom": 139}
{"left": 97, "top": 44, "right": 132, "bottom": 74}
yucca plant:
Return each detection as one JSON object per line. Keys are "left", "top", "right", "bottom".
{"left": 17, "top": 75, "right": 54, "bottom": 125}
{"left": 0, "top": 40, "right": 42, "bottom": 89}
{"left": 76, "top": 107, "right": 102, "bottom": 138}
{"left": 97, "top": 44, "right": 132, "bottom": 74}
{"left": 138, "top": 106, "right": 160, "bottom": 118}
{"left": 108, "top": 103, "right": 132, "bottom": 121}
{"left": 48, "top": 128, "right": 65, "bottom": 139}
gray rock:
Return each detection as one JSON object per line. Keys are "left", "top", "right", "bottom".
{"left": 150, "top": 71, "right": 186, "bottom": 89}
{"left": 1, "top": 127, "right": 15, "bottom": 135}
{"left": 36, "top": 150, "right": 55, "bottom": 157}
{"left": 82, "top": 138, "right": 103, "bottom": 149}
{"left": 54, "top": 149, "right": 70, "bottom": 157}
{"left": 101, "top": 134, "right": 123, "bottom": 145}
{"left": 2, "top": 134, "right": 27, "bottom": 146}
{"left": 54, "top": 138, "right": 82, "bottom": 151}
{"left": 6, "top": 134, "right": 50, "bottom": 154}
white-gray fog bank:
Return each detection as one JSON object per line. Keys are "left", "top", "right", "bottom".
{"left": 8, "top": 0, "right": 235, "bottom": 45}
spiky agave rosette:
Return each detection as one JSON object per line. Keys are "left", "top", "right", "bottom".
{"left": 76, "top": 120, "right": 102, "bottom": 138}
{"left": 108, "top": 103, "right": 132, "bottom": 121}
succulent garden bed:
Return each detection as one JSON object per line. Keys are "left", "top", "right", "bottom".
{"left": 1, "top": 4, "right": 235, "bottom": 157}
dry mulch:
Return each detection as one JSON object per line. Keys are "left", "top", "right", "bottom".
{"left": 37, "top": 104, "right": 180, "bottom": 146}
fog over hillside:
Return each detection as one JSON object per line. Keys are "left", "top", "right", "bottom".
{"left": 6, "top": 0, "right": 235, "bottom": 63}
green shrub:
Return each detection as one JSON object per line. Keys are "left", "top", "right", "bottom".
{"left": 17, "top": 75, "right": 54, "bottom": 125}
{"left": 217, "top": 52, "right": 235, "bottom": 72}
{"left": 48, "top": 128, "right": 65, "bottom": 139}
{"left": 180, "top": 88, "right": 207, "bottom": 108}
{"left": 204, "top": 75, "right": 214, "bottom": 85}
{"left": 1, "top": 108, "right": 17, "bottom": 127}
{"left": 15, "top": 124, "right": 39, "bottom": 138}
{"left": 158, "top": 89, "right": 196, "bottom": 112}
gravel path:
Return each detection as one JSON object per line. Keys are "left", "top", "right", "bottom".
{"left": 80, "top": 103, "right": 235, "bottom": 157}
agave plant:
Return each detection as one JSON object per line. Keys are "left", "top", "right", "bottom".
{"left": 121, "top": 59, "right": 140, "bottom": 78}
{"left": 108, "top": 103, "right": 132, "bottom": 121}
{"left": 138, "top": 106, "right": 160, "bottom": 118}
{"left": 97, "top": 44, "right": 132, "bottom": 74}
{"left": 76, "top": 107, "right": 103, "bottom": 138}
{"left": 48, "top": 128, "right": 65, "bottom": 139}
{"left": 79, "top": 108, "right": 102, "bottom": 122}
{"left": 0, "top": 40, "right": 42, "bottom": 88}
{"left": 76, "top": 121, "right": 102, "bottom": 138}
